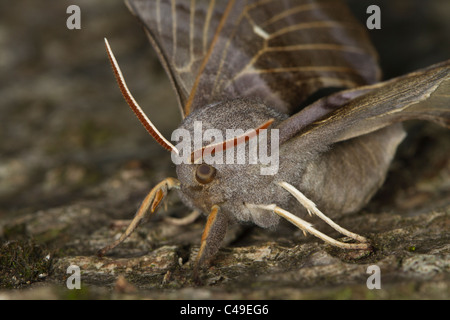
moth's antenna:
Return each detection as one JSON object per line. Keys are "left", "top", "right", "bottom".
{"left": 191, "top": 118, "right": 275, "bottom": 163}
{"left": 104, "top": 38, "right": 178, "bottom": 154}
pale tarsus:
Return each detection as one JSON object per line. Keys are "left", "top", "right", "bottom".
{"left": 247, "top": 181, "right": 370, "bottom": 250}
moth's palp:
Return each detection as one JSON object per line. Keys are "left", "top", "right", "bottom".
{"left": 277, "top": 181, "right": 369, "bottom": 244}
{"left": 104, "top": 38, "right": 178, "bottom": 154}
{"left": 97, "top": 177, "right": 180, "bottom": 257}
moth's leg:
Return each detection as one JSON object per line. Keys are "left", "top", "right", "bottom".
{"left": 249, "top": 204, "right": 370, "bottom": 250}
{"left": 97, "top": 177, "right": 180, "bottom": 256}
{"left": 164, "top": 210, "right": 201, "bottom": 226}
{"left": 193, "top": 205, "right": 228, "bottom": 279}
{"left": 277, "top": 181, "right": 369, "bottom": 244}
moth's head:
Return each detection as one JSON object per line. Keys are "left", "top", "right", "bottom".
{"left": 103, "top": 38, "right": 287, "bottom": 226}
{"left": 173, "top": 99, "right": 287, "bottom": 224}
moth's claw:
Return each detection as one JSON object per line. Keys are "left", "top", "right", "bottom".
{"left": 249, "top": 182, "right": 372, "bottom": 250}
{"left": 98, "top": 177, "right": 180, "bottom": 256}
{"left": 277, "top": 181, "right": 370, "bottom": 244}
{"left": 150, "top": 189, "right": 165, "bottom": 213}
{"left": 191, "top": 205, "right": 228, "bottom": 281}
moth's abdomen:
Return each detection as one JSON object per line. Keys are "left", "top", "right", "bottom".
{"left": 294, "top": 124, "right": 406, "bottom": 217}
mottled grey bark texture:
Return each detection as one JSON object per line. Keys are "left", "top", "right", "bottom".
{"left": 0, "top": 0, "right": 449, "bottom": 299}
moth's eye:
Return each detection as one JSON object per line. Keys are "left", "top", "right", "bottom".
{"left": 195, "top": 164, "right": 216, "bottom": 184}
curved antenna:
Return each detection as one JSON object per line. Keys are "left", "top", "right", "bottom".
{"left": 191, "top": 118, "right": 275, "bottom": 163}
{"left": 104, "top": 38, "right": 178, "bottom": 154}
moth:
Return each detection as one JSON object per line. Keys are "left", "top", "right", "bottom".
{"left": 98, "top": 0, "right": 450, "bottom": 277}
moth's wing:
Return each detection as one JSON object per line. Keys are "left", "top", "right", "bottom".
{"left": 125, "top": 0, "right": 379, "bottom": 116}
{"left": 278, "top": 60, "right": 450, "bottom": 150}
{"left": 125, "top": 0, "right": 228, "bottom": 116}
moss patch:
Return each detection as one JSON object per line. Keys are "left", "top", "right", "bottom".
{"left": 0, "top": 240, "right": 52, "bottom": 289}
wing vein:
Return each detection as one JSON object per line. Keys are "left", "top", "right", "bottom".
{"left": 184, "top": 0, "right": 236, "bottom": 115}
{"left": 262, "top": 1, "right": 337, "bottom": 27}
{"left": 270, "top": 21, "right": 356, "bottom": 39}
{"left": 203, "top": 0, "right": 215, "bottom": 54}
{"left": 171, "top": 0, "right": 177, "bottom": 64}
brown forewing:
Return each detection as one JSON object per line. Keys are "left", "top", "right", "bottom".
{"left": 278, "top": 60, "right": 450, "bottom": 150}
{"left": 126, "top": 0, "right": 379, "bottom": 116}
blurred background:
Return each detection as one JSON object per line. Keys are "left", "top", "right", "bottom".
{"left": 0, "top": 0, "right": 448, "bottom": 218}
{"left": 0, "top": 0, "right": 181, "bottom": 216}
